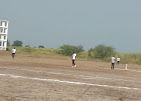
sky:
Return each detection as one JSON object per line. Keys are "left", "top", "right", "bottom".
{"left": 0, "top": 0, "right": 141, "bottom": 52}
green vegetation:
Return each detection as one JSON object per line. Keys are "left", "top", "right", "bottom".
{"left": 7, "top": 44, "right": 141, "bottom": 65}
{"left": 38, "top": 45, "right": 45, "bottom": 48}
{"left": 58, "top": 45, "right": 84, "bottom": 56}
{"left": 12, "top": 40, "right": 23, "bottom": 46}
{"left": 7, "top": 46, "right": 59, "bottom": 56}
{"left": 115, "top": 52, "right": 141, "bottom": 64}
{"left": 88, "top": 45, "right": 115, "bottom": 59}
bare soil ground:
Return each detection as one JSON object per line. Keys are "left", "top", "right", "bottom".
{"left": 0, "top": 52, "right": 141, "bottom": 101}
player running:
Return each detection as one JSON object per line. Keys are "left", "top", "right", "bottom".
{"left": 111, "top": 56, "right": 115, "bottom": 70}
{"left": 11, "top": 48, "right": 16, "bottom": 59}
{"left": 72, "top": 52, "right": 77, "bottom": 67}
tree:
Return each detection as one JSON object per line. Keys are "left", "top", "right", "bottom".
{"left": 38, "top": 45, "right": 45, "bottom": 48}
{"left": 58, "top": 45, "right": 84, "bottom": 56}
{"left": 88, "top": 44, "right": 115, "bottom": 59}
{"left": 12, "top": 40, "right": 23, "bottom": 46}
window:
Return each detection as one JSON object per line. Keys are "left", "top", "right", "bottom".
{"left": 0, "top": 27, "right": 3, "bottom": 33}
{"left": 4, "top": 28, "right": 7, "bottom": 33}
{"left": 0, "top": 21, "right": 8, "bottom": 27}
{"left": 0, "top": 41, "right": 2, "bottom": 46}
{"left": 3, "top": 42, "right": 5, "bottom": 46}
{"left": 4, "top": 36, "right": 6, "bottom": 40}
{"left": 4, "top": 21, "right": 7, "bottom": 27}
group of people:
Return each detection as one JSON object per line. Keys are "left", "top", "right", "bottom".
{"left": 10, "top": 49, "right": 120, "bottom": 70}
{"left": 111, "top": 56, "right": 120, "bottom": 70}
{"left": 72, "top": 53, "right": 121, "bottom": 70}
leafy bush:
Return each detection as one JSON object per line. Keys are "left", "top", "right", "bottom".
{"left": 12, "top": 40, "right": 23, "bottom": 46}
{"left": 88, "top": 45, "right": 115, "bottom": 59}
{"left": 38, "top": 45, "right": 45, "bottom": 48}
{"left": 58, "top": 45, "right": 84, "bottom": 56}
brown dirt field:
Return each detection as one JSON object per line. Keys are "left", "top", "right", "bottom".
{"left": 0, "top": 52, "right": 141, "bottom": 101}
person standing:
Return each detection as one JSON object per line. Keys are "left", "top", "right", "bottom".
{"left": 11, "top": 48, "right": 16, "bottom": 59}
{"left": 111, "top": 56, "right": 115, "bottom": 70}
{"left": 72, "top": 52, "right": 77, "bottom": 67}
{"left": 117, "top": 57, "right": 120, "bottom": 64}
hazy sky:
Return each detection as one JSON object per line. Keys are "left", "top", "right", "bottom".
{"left": 0, "top": 0, "right": 141, "bottom": 52}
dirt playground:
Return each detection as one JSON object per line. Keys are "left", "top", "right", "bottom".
{"left": 0, "top": 52, "right": 141, "bottom": 101}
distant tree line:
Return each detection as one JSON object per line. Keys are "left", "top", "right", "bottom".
{"left": 8, "top": 40, "right": 116, "bottom": 60}
{"left": 6, "top": 40, "right": 141, "bottom": 64}
{"left": 8, "top": 40, "right": 45, "bottom": 48}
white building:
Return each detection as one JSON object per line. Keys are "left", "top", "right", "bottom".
{"left": 0, "top": 20, "right": 9, "bottom": 50}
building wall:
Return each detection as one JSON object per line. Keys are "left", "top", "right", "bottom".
{"left": 0, "top": 20, "right": 8, "bottom": 50}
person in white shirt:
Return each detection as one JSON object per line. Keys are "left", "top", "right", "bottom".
{"left": 72, "top": 52, "right": 77, "bottom": 67}
{"left": 11, "top": 48, "right": 16, "bottom": 59}
{"left": 117, "top": 57, "right": 120, "bottom": 64}
{"left": 111, "top": 56, "right": 115, "bottom": 70}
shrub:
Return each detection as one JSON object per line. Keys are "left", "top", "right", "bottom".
{"left": 88, "top": 45, "right": 115, "bottom": 59}
{"left": 38, "top": 45, "right": 45, "bottom": 48}
{"left": 12, "top": 40, "right": 23, "bottom": 46}
{"left": 58, "top": 45, "right": 84, "bottom": 56}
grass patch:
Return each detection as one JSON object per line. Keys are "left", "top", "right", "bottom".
{"left": 6, "top": 46, "right": 141, "bottom": 65}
